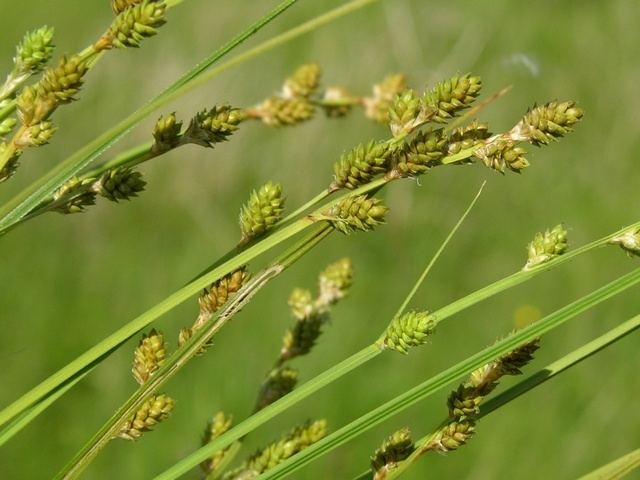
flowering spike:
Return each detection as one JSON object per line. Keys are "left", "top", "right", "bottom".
{"left": 152, "top": 112, "right": 182, "bottom": 152}
{"left": 524, "top": 224, "right": 569, "bottom": 270}
{"left": 132, "top": 329, "right": 167, "bottom": 385}
{"left": 324, "top": 195, "right": 388, "bottom": 234}
{"left": 239, "top": 181, "right": 285, "bottom": 242}
{"left": 184, "top": 104, "right": 244, "bottom": 147}
{"left": 381, "top": 311, "right": 436, "bottom": 354}
{"left": 200, "top": 412, "right": 234, "bottom": 476}
{"left": 198, "top": 268, "right": 250, "bottom": 319}
{"left": 332, "top": 140, "right": 395, "bottom": 190}
{"left": 318, "top": 257, "right": 353, "bottom": 305}
{"left": 117, "top": 394, "right": 175, "bottom": 440}
{"left": 111, "top": 0, "right": 146, "bottom": 14}
{"left": 512, "top": 101, "right": 584, "bottom": 146}
{"left": 96, "top": 167, "right": 146, "bottom": 202}
{"left": 446, "top": 120, "right": 492, "bottom": 155}
{"left": 388, "top": 89, "right": 422, "bottom": 136}
{"left": 476, "top": 137, "right": 529, "bottom": 173}
{"left": 107, "top": 0, "right": 167, "bottom": 49}
{"left": 393, "top": 128, "right": 448, "bottom": 177}
{"left": 423, "top": 74, "right": 482, "bottom": 124}
{"left": 14, "top": 26, "right": 55, "bottom": 75}
{"left": 431, "top": 419, "right": 476, "bottom": 452}
{"left": 51, "top": 176, "right": 97, "bottom": 214}
{"left": 255, "top": 367, "right": 298, "bottom": 411}
{"left": 253, "top": 97, "right": 315, "bottom": 126}
{"left": 283, "top": 63, "right": 321, "bottom": 98}
{"left": 370, "top": 428, "right": 415, "bottom": 477}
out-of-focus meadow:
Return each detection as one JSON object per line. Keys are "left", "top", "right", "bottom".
{"left": 1, "top": 1, "right": 639, "bottom": 478}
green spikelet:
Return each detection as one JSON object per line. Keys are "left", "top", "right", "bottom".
{"left": 198, "top": 268, "right": 250, "bottom": 318}
{"left": 609, "top": 227, "right": 640, "bottom": 257}
{"left": 447, "top": 383, "right": 484, "bottom": 418}
{"left": 14, "top": 26, "right": 55, "bottom": 75}
{"left": 447, "top": 120, "right": 492, "bottom": 155}
{"left": 332, "top": 140, "right": 395, "bottom": 190}
{"left": 431, "top": 419, "right": 476, "bottom": 452}
{"left": 132, "top": 329, "right": 166, "bottom": 385}
{"left": 283, "top": 63, "right": 321, "bottom": 98}
{"left": 364, "top": 74, "right": 408, "bottom": 124}
{"left": 370, "top": 428, "right": 415, "bottom": 476}
{"left": 324, "top": 195, "right": 388, "bottom": 234}
{"left": 111, "top": 0, "right": 146, "bottom": 14}
{"left": 496, "top": 337, "right": 540, "bottom": 376}
{"left": 423, "top": 74, "right": 482, "bottom": 124}
{"left": 388, "top": 89, "right": 422, "bottom": 136}
{"left": 38, "top": 55, "right": 88, "bottom": 105}
{"left": 476, "top": 137, "right": 529, "bottom": 173}
{"left": 152, "top": 112, "right": 182, "bottom": 152}
{"left": 318, "top": 257, "right": 353, "bottom": 305}
{"left": 254, "top": 96, "right": 315, "bottom": 126}
{"left": 51, "top": 176, "right": 97, "bottom": 214}
{"left": 97, "top": 167, "right": 146, "bottom": 202}
{"left": 117, "top": 394, "right": 175, "bottom": 440}
{"left": 524, "top": 224, "right": 569, "bottom": 270}
{"left": 242, "top": 420, "right": 327, "bottom": 475}
{"left": 393, "top": 128, "right": 448, "bottom": 177}
{"left": 288, "top": 288, "right": 314, "bottom": 320}
{"left": 185, "top": 104, "right": 244, "bottom": 147}
{"left": 108, "top": 0, "right": 167, "bottom": 49}
{"left": 381, "top": 311, "right": 435, "bottom": 354}
{"left": 513, "top": 101, "right": 584, "bottom": 146}
{"left": 201, "top": 412, "right": 234, "bottom": 476}
{"left": 17, "top": 120, "right": 57, "bottom": 148}
{"left": 255, "top": 367, "right": 298, "bottom": 411}
{"left": 239, "top": 182, "right": 285, "bottom": 242}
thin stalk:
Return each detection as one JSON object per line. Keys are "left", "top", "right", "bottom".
{"left": 0, "top": 0, "right": 300, "bottom": 230}
{"left": 255, "top": 268, "right": 640, "bottom": 480}
{"left": 380, "top": 313, "right": 640, "bottom": 480}
{"left": 390, "top": 182, "right": 485, "bottom": 320}
{"left": 577, "top": 448, "right": 640, "bottom": 480}
{"left": 0, "top": 101, "right": 16, "bottom": 123}
{"left": 56, "top": 224, "right": 333, "bottom": 479}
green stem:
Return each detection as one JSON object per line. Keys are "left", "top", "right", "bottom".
{"left": 255, "top": 268, "right": 640, "bottom": 480}
{"left": 0, "top": 100, "right": 16, "bottom": 123}
{"left": 577, "top": 447, "right": 640, "bottom": 480}
{"left": 56, "top": 223, "right": 332, "bottom": 479}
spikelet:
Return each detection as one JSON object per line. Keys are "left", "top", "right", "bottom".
{"left": 423, "top": 74, "right": 482, "bottom": 124}
{"left": 117, "top": 394, "right": 175, "bottom": 440}
{"left": 132, "top": 329, "right": 166, "bottom": 385}
{"left": 152, "top": 112, "right": 182, "bottom": 152}
{"left": 14, "top": 26, "right": 55, "bottom": 75}
{"left": 107, "top": 0, "right": 167, "bottom": 49}
{"left": 318, "top": 257, "right": 353, "bottom": 305}
{"left": 332, "top": 140, "right": 395, "bottom": 190}
{"left": 283, "top": 63, "right": 321, "bottom": 98}
{"left": 51, "top": 176, "right": 97, "bottom": 214}
{"left": 393, "top": 128, "right": 448, "bottom": 177}
{"left": 255, "top": 367, "right": 298, "bottom": 411}
{"left": 370, "top": 428, "right": 415, "bottom": 478}
{"left": 512, "top": 101, "right": 584, "bottom": 146}
{"left": 324, "top": 195, "right": 388, "bottom": 234}
{"left": 184, "top": 105, "right": 244, "bottom": 147}
{"left": 524, "top": 224, "right": 569, "bottom": 270}
{"left": 239, "top": 182, "right": 285, "bottom": 243}
{"left": 96, "top": 167, "right": 146, "bottom": 202}
{"left": 381, "top": 311, "right": 436, "bottom": 354}
{"left": 253, "top": 96, "right": 315, "bottom": 126}
{"left": 364, "top": 74, "right": 407, "bottom": 124}
{"left": 200, "top": 412, "right": 234, "bottom": 476}
{"left": 609, "top": 227, "right": 640, "bottom": 257}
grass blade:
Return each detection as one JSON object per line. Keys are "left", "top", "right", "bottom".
{"left": 578, "top": 448, "right": 640, "bottom": 480}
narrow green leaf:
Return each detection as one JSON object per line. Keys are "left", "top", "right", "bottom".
{"left": 578, "top": 448, "right": 640, "bottom": 480}
{"left": 254, "top": 267, "right": 640, "bottom": 479}
{"left": 0, "top": 0, "right": 300, "bottom": 230}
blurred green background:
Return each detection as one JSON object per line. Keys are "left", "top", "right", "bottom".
{"left": 1, "top": 0, "right": 639, "bottom": 478}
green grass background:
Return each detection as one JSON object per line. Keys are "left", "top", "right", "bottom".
{"left": 1, "top": 0, "right": 639, "bottom": 478}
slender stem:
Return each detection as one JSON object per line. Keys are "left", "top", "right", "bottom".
{"left": 389, "top": 181, "right": 485, "bottom": 321}
{"left": 0, "top": 101, "right": 16, "bottom": 123}
{"left": 577, "top": 447, "right": 640, "bottom": 480}
{"left": 57, "top": 224, "right": 333, "bottom": 479}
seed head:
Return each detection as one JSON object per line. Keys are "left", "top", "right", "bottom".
{"left": 239, "top": 181, "right": 285, "bottom": 242}
{"left": 325, "top": 195, "right": 388, "bottom": 235}
{"left": 476, "top": 137, "right": 529, "bottom": 173}
{"left": 332, "top": 140, "right": 395, "bottom": 190}
{"left": 393, "top": 128, "right": 448, "bottom": 177}
{"left": 253, "top": 96, "right": 315, "bottom": 126}
{"left": 117, "top": 393, "right": 175, "bottom": 440}
{"left": 513, "top": 101, "right": 584, "bottom": 146}
{"left": 255, "top": 367, "right": 298, "bottom": 411}
{"left": 431, "top": 419, "right": 476, "bottom": 452}
{"left": 446, "top": 120, "right": 492, "bottom": 155}
{"left": 96, "top": 167, "right": 146, "bottom": 202}
{"left": 524, "top": 224, "right": 569, "bottom": 270}
{"left": 388, "top": 89, "right": 422, "bottom": 136}
{"left": 423, "top": 74, "right": 482, "bottom": 124}
{"left": 14, "top": 26, "right": 55, "bottom": 75}
{"left": 288, "top": 288, "right": 314, "bottom": 320}
{"left": 152, "top": 112, "right": 182, "bottom": 152}
{"left": 108, "top": 0, "right": 167, "bottom": 49}
{"left": 201, "top": 412, "right": 234, "bottom": 475}
{"left": 52, "top": 176, "right": 97, "bottom": 214}
{"left": 283, "top": 63, "right": 321, "bottom": 98}
{"left": 381, "top": 311, "right": 436, "bottom": 354}
{"left": 198, "top": 268, "right": 250, "bottom": 318}
{"left": 318, "top": 257, "right": 353, "bottom": 305}
{"left": 111, "top": 0, "right": 146, "bottom": 14}
{"left": 370, "top": 428, "right": 415, "bottom": 476}
{"left": 132, "top": 329, "right": 167, "bottom": 385}
{"left": 16, "top": 121, "right": 57, "bottom": 148}
{"left": 185, "top": 104, "right": 244, "bottom": 147}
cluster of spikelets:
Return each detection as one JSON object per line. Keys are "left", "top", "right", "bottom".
{"left": 195, "top": 259, "right": 352, "bottom": 477}
{"left": 369, "top": 338, "right": 540, "bottom": 478}
{"left": 0, "top": 1, "right": 170, "bottom": 183}
{"left": 609, "top": 226, "right": 640, "bottom": 258}
{"left": 523, "top": 224, "right": 569, "bottom": 270}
